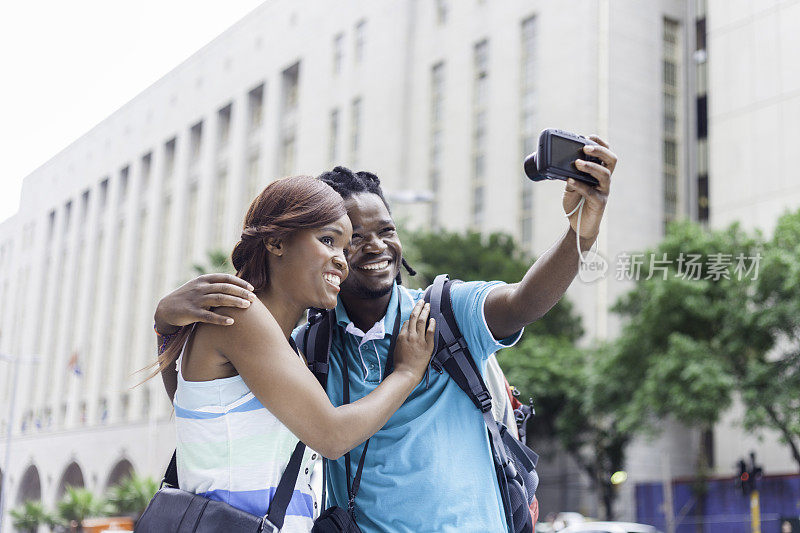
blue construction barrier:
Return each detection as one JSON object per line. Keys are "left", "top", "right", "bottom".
{"left": 636, "top": 474, "right": 800, "bottom": 533}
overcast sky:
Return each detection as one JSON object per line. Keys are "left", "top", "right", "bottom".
{"left": 0, "top": 0, "right": 266, "bottom": 224}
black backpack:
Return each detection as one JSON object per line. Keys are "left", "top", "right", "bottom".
{"left": 296, "top": 274, "right": 539, "bottom": 533}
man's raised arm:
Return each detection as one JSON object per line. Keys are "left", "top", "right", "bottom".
{"left": 484, "top": 135, "right": 617, "bottom": 340}
{"left": 153, "top": 273, "right": 256, "bottom": 401}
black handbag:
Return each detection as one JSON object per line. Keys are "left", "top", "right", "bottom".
{"left": 137, "top": 438, "right": 307, "bottom": 532}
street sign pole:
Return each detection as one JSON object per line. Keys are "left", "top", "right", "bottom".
{"left": 750, "top": 489, "right": 761, "bottom": 533}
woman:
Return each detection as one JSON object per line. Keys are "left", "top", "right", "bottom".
{"left": 153, "top": 176, "right": 435, "bottom": 531}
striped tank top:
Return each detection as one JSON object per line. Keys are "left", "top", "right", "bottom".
{"left": 174, "top": 330, "right": 319, "bottom": 532}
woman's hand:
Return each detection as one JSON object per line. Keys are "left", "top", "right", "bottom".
{"left": 393, "top": 301, "right": 436, "bottom": 382}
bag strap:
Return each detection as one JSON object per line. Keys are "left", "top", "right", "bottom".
{"left": 423, "top": 274, "right": 516, "bottom": 529}
{"left": 424, "top": 275, "right": 493, "bottom": 413}
{"left": 296, "top": 309, "right": 335, "bottom": 513}
{"left": 261, "top": 337, "right": 311, "bottom": 530}
{"left": 299, "top": 308, "right": 334, "bottom": 389}
{"left": 161, "top": 325, "right": 199, "bottom": 489}
{"left": 342, "top": 297, "right": 402, "bottom": 513}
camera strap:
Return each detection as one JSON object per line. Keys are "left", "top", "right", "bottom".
{"left": 565, "top": 197, "right": 601, "bottom": 266}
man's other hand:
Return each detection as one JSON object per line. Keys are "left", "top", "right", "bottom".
{"left": 154, "top": 273, "right": 256, "bottom": 333}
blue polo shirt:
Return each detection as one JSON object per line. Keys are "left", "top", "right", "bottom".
{"left": 297, "top": 281, "right": 522, "bottom": 533}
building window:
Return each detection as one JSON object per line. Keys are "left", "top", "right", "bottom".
{"left": 163, "top": 138, "right": 176, "bottom": 184}
{"left": 329, "top": 108, "right": 340, "bottom": 164}
{"left": 47, "top": 210, "right": 56, "bottom": 241}
{"left": 245, "top": 150, "right": 261, "bottom": 204}
{"left": 471, "top": 40, "right": 489, "bottom": 229}
{"left": 351, "top": 97, "right": 362, "bottom": 166}
{"left": 140, "top": 152, "right": 152, "bottom": 196}
{"left": 212, "top": 168, "right": 228, "bottom": 248}
{"left": 119, "top": 166, "right": 129, "bottom": 204}
{"left": 354, "top": 21, "right": 366, "bottom": 63}
{"left": 189, "top": 121, "right": 203, "bottom": 164}
{"left": 279, "top": 63, "right": 300, "bottom": 175}
{"left": 217, "top": 105, "right": 232, "bottom": 149}
{"left": 184, "top": 181, "right": 198, "bottom": 265}
{"left": 248, "top": 83, "right": 265, "bottom": 132}
{"left": 662, "top": 18, "right": 681, "bottom": 230}
{"left": 333, "top": 33, "right": 344, "bottom": 75}
{"left": 429, "top": 62, "right": 445, "bottom": 229}
{"left": 63, "top": 201, "right": 72, "bottom": 234}
{"left": 519, "top": 16, "right": 536, "bottom": 249}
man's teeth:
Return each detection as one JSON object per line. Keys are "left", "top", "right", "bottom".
{"left": 323, "top": 273, "right": 341, "bottom": 286}
{"left": 360, "top": 260, "right": 389, "bottom": 271}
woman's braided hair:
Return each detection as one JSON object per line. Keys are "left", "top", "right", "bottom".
{"left": 318, "top": 166, "right": 416, "bottom": 284}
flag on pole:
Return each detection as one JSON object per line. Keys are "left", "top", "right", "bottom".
{"left": 67, "top": 351, "right": 83, "bottom": 376}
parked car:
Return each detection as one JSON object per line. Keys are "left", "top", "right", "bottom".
{"left": 557, "top": 522, "right": 661, "bottom": 533}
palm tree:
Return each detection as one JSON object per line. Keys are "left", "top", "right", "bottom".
{"left": 106, "top": 474, "right": 158, "bottom": 522}
{"left": 10, "top": 500, "right": 60, "bottom": 533}
{"left": 56, "top": 486, "right": 110, "bottom": 532}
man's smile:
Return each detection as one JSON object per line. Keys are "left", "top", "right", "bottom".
{"left": 358, "top": 259, "right": 391, "bottom": 272}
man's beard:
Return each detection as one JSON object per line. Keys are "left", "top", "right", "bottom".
{"left": 343, "top": 278, "right": 394, "bottom": 300}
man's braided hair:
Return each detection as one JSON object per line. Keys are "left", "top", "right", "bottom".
{"left": 318, "top": 166, "right": 416, "bottom": 285}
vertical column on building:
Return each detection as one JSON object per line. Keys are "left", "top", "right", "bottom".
{"left": 157, "top": 134, "right": 190, "bottom": 420}
{"left": 85, "top": 176, "right": 120, "bottom": 424}
{"left": 194, "top": 111, "right": 218, "bottom": 268}
{"left": 223, "top": 94, "right": 249, "bottom": 248}
{"left": 31, "top": 207, "right": 66, "bottom": 428}
{"left": 19, "top": 220, "right": 47, "bottom": 431}
{"left": 106, "top": 160, "right": 142, "bottom": 424}
{"left": 1, "top": 229, "right": 21, "bottom": 436}
{"left": 131, "top": 144, "right": 166, "bottom": 424}
{"left": 124, "top": 154, "right": 153, "bottom": 424}
{"left": 162, "top": 134, "right": 191, "bottom": 299}
{"left": 51, "top": 198, "right": 84, "bottom": 428}
{"left": 595, "top": 0, "right": 611, "bottom": 341}
{"left": 65, "top": 188, "right": 101, "bottom": 426}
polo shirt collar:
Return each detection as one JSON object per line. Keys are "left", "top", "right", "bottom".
{"left": 335, "top": 283, "right": 402, "bottom": 338}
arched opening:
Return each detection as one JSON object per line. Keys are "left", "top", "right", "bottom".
{"left": 56, "top": 461, "right": 85, "bottom": 500}
{"left": 16, "top": 464, "right": 42, "bottom": 505}
{"left": 104, "top": 458, "right": 134, "bottom": 491}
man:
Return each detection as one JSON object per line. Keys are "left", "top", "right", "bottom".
{"left": 155, "top": 137, "right": 616, "bottom": 531}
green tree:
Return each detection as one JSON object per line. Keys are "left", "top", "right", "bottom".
{"left": 404, "top": 229, "right": 583, "bottom": 341}
{"left": 106, "top": 474, "right": 159, "bottom": 520}
{"left": 749, "top": 209, "right": 800, "bottom": 468}
{"left": 10, "top": 500, "right": 60, "bottom": 533}
{"left": 57, "top": 486, "right": 111, "bottom": 532}
{"left": 405, "top": 228, "right": 633, "bottom": 518}
{"left": 193, "top": 249, "right": 235, "bottom": 276}
{"left": 603, "top": 213, "right": 800, "bottom": 476}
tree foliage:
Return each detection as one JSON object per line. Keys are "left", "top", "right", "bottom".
{"left": 57, "top": 486, "right": 112, "bottom": 529}
{"left": 404, "top": 229, "right": 583, "bottom": 341}
{"left": 404, "top": 227, "right": 629, "bottom": 518}
{"left": 106, "top": 474, "right": 159, "bottom": 518}
{"left": 10, "top": 500, "right": 60, "bottom": 533}
{"left": 605, "top": 213, "right": 800, "bottom": 471}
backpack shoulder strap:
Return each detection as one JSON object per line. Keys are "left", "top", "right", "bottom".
{"left": 424, "top": 274, "right": 492, "bottom": 413}
{"left": 300, "top": 307, "right": 334, "bottom": 389}
{"left": 424, "top": 274, "right": 518, "bottom": 529}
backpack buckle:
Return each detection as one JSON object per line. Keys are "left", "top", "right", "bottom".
{"left": 476, "top": 390, "right": 493, "bottom": 413}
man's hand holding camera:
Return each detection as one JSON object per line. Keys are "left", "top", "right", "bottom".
{"left": 562, "top": 134, "right": 617, "bottom": 247}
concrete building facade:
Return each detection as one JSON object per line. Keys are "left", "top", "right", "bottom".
{"left": 2, "top": 0, "right": 797, "bottom": 529}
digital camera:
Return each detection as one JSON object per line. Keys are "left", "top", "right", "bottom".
{"left": 524, "top": 129, "right": 602, "bottom": 187}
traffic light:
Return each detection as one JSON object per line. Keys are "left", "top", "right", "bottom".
{"left": 735, "top": 452, "right": 764, "bottom": 496}
{"left": 736, "top": 459, "right": 751, "bottom": 496}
